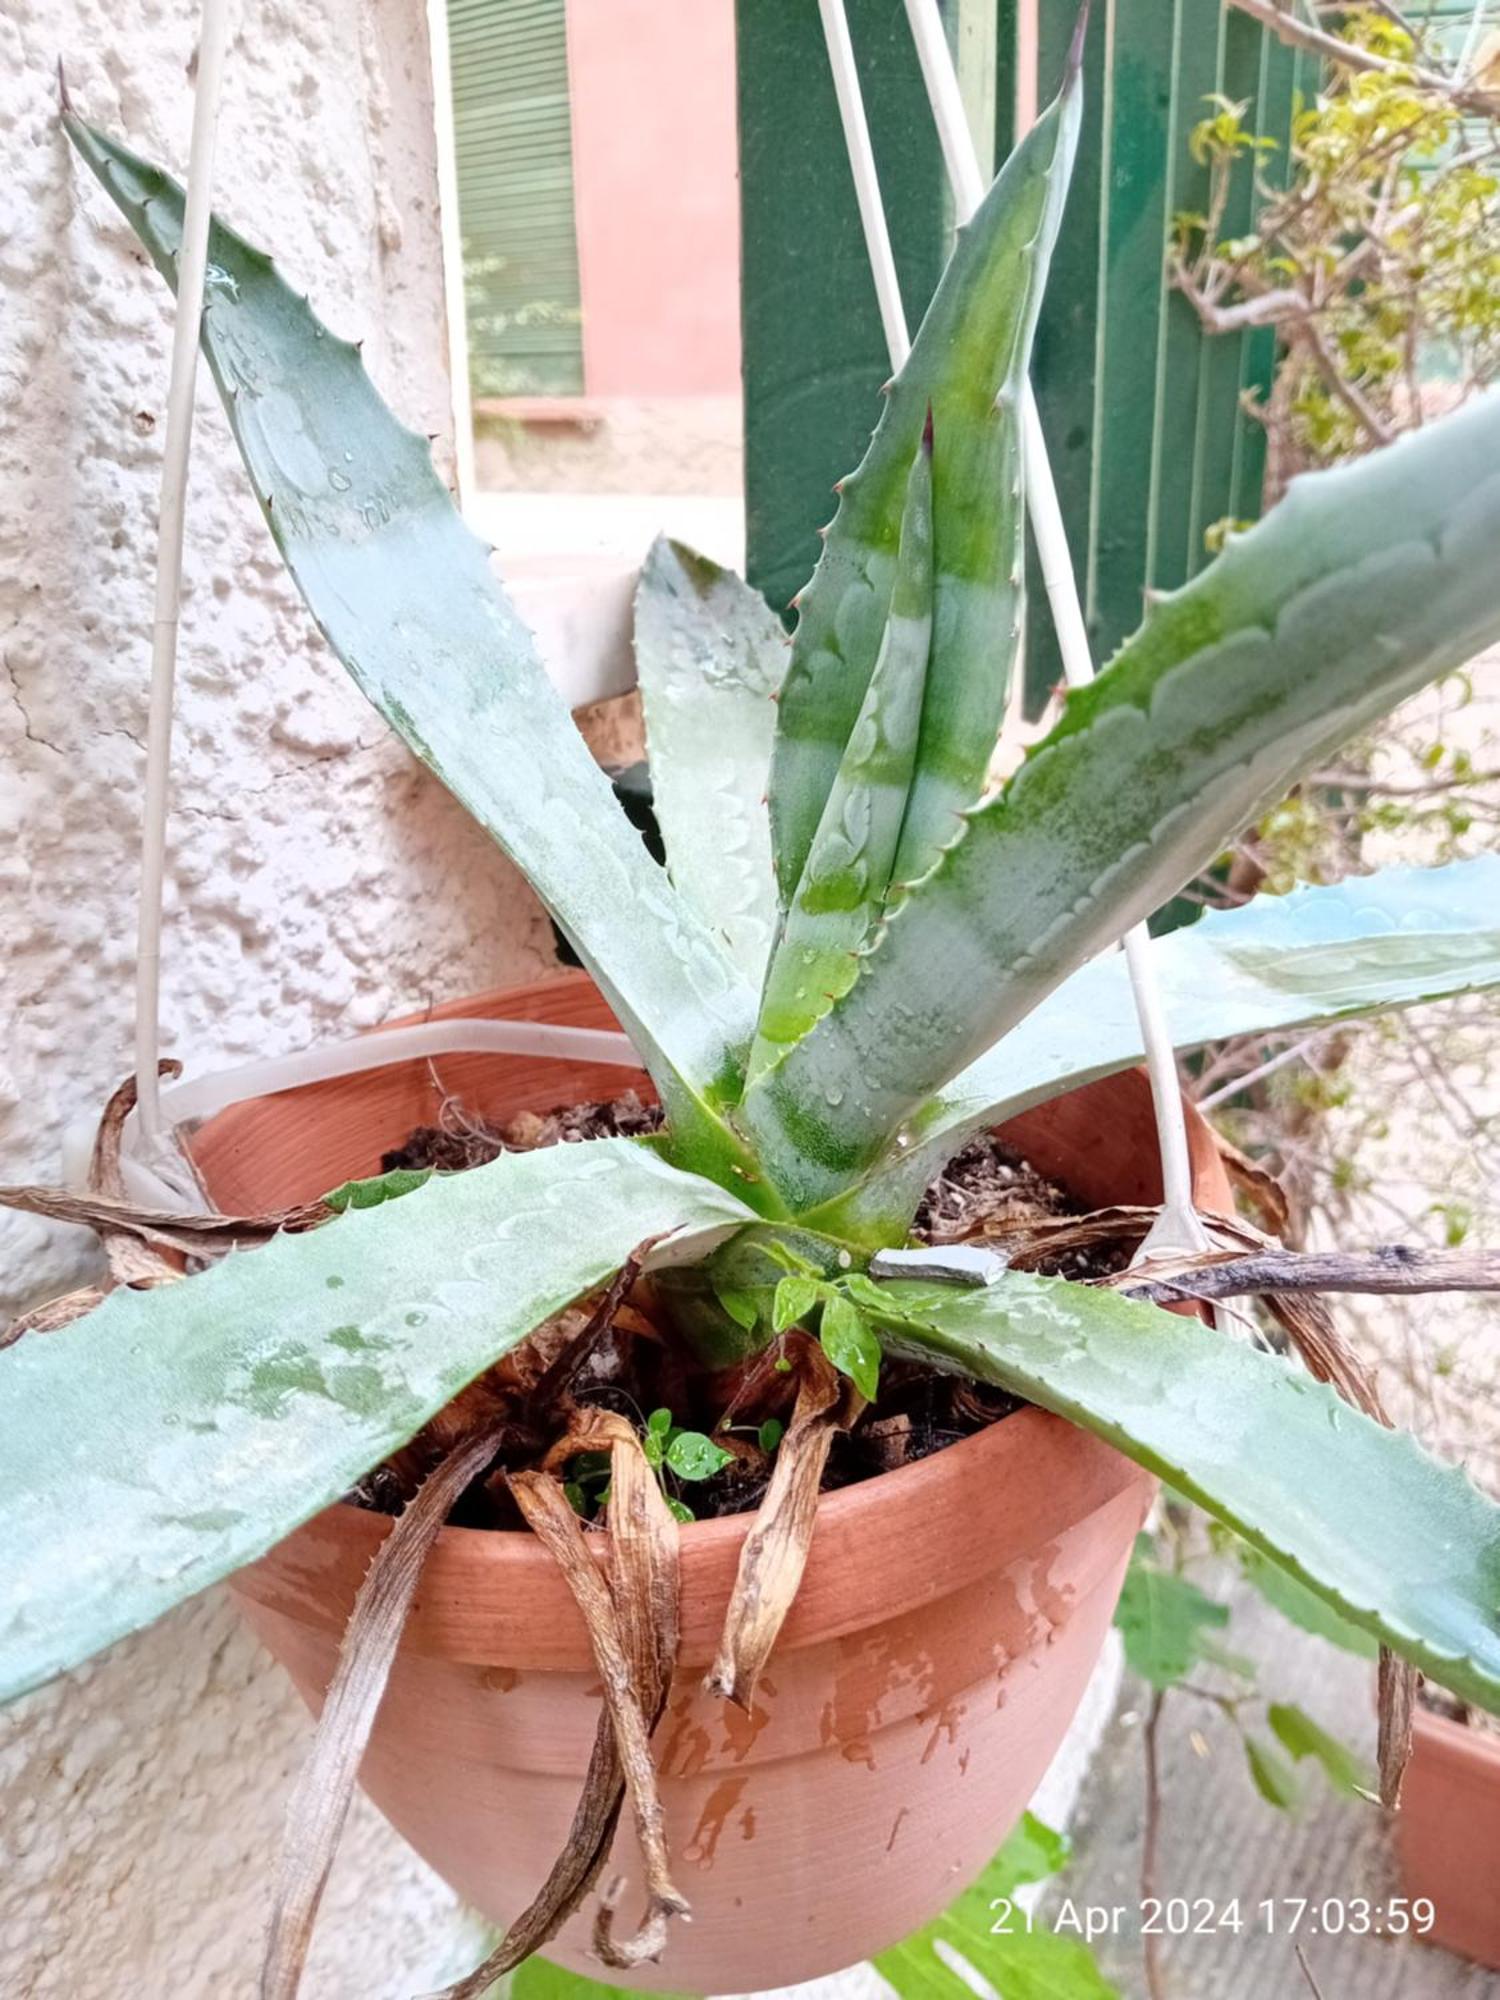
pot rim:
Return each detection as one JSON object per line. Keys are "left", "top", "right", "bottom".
{"left": 206, "top": 969, "right": 1214, "bottom": 1673}
{"left": 232, "top": 1399, "right": 1152, "bottom": 1670}
{"left": 1411, "top": 1701, "right": 1500, "bottom": 1775}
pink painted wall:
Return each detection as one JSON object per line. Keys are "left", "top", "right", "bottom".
{"left": 564, "top": 0, "right": 741, "bottom": 397}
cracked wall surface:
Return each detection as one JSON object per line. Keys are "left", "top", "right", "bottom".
{"left": 1, "top": 0, "right": 558, "bottom": 1989}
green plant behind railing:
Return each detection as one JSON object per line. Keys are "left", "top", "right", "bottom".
{"left": 1165, "top": 6, "right": 1500, "bottom": 1253}
{"left": 1173, "top": 6, "right": 1500, "bottom": 496}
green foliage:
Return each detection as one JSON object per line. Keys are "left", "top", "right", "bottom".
{"left": 508, "top": 1959, "right": 688, "bottom": 2000}
{"left": 1244, "top": 1733, "right": 1302, "bottom": 1812}
{"left": 1114, "top": 1536, "right": 1230, "bottom": 1688}
{"left": 1174, "top": 13, "right": 1500, "bottom": 485}
{"left": 771, "top": 1274, "right": 821, "bottom": 1332}
{"left": 875, "top": 1812, "right": 1118, "bottom": 2000}
{"left": 818, "top": 1292, "right": 880, "bottom": 1402}
{"left": 1268, "top": 1702, "right": 1373, "bottom": 1800}
{"left": 1117, "top": 1521, "right": 1376, "bottom": 1824}
{"left": 661, "top": 1427, "right": 735, "bottom": 1483}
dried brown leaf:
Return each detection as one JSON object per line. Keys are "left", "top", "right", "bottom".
{"left": 0, "top": 1285, "right": 108, "bottom": 1350}
{"left": 89, "top": 1067, "right": 187, "bottom": 1287}
{"left": 432, "top": 1420, "right": 686, "bottom": 1996}
{"left": 261, "top": 1421, "right": 507, "bottom": 2000}
{"left": 703, "top": 1345, "right": 852, "bottom": 1710}
{"left": 0, "top": 1184, "right": 324, "bottom": 1257}
{"left": 1215, "top": 1134, "right": 1291, "bottom": 1237}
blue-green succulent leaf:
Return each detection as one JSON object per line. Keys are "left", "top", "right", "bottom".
{"left": 865, "top": 1272, "right": 1500, "bottom": 1716}
{"left": 821, "top": 857, "right": 1500, "bottom": 1236}
{"left": 634, "top": 537, "right": 786, "bottom": 983}
{"left": 66, "top": 115, "right": 756, "bottom": 1160}
{"left": 754, "top": 429, "right": 934, "bottom": 1070}
{"left": 0, "top": 1140, "right": 751, "bottom": 1705}
{"left": 746, "top": 394, "right": 1500, "bottom": 1215}
{"left": 766, "top": 66, "right": 1080, "bottom": 904}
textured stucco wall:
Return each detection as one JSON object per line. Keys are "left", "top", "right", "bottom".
{"left": 0, "top": 0, "right": 557, "bottom": 1990}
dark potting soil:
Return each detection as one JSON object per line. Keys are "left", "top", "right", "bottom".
{"left": 1418, "top": 1682, "right": 1500, "bottom": 1737}
{"left": 362, "top": 1094, "right": 1118, "bottom": 1526}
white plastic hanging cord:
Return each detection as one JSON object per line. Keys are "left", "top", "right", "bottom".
{"left": 66, "top": 1017, "right": 642, "bottom": 1213}
{"left": 901, "top": 0, "right": 1205, "bottom": 1255}
{"left": 133, "top": 0, "right": 234, "bottom": 1147}
{"left": 151, "top": 1016, "right": 641, "bottom": 1134}
{"left": 817, "top": 0, "right": 1205, "bottom": 1252}
{"left": 818, "top": 0, "right": 914, "bottom": 371}
{"left": 121, "top": 0, "right": 643, "bottom": 1163}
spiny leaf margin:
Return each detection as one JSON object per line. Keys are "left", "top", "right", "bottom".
{"left": 0, "top": 1141, "right": 751, "bottom": 1705}
{"left": 863, "top": 1270, "right": 1500, "bottom": 1715}
{"left": 65, "top": 113, "right": 757, "bottom": 1170}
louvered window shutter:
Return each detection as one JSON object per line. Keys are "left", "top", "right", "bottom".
{"left": 448, "top": 0, "right": 585, "bottom": 397}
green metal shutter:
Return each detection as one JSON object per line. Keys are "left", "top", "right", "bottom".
{"left": 447, "top": 0, "right": 584, "bottom": 398}
{"left": 736, "top": 2, "right": 1299, "bottom": 699}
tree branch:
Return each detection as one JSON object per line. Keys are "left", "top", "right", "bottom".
{"left": 1228, "top": 0, "right": 1500, "bottom": 118}
{"left": 1121, "top": 1242, "right": 1500, "bottom": 1306}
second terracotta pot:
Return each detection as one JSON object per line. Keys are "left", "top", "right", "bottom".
{"left": 1395, "top": 1705, "right": 1500, "bottom": 1971}
{"left": 204, "top": 972, "right": 1229, "bottom": 1992}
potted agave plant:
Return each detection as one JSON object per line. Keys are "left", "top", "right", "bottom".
{"left": 8, "top": 49, "right": 1500, "bottom": 2000}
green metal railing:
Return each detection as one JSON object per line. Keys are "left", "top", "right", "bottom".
{"left": 737, "top": 1, "right": 1307, "bottom": 702}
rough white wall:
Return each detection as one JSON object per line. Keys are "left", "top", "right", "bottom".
{"left": 0, "top": 1, "right": 555, "bottom": 1990}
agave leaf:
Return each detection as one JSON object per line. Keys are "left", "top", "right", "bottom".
{"left": 633, "top": 537, "right": 785, "bottom": 983}
{"left": 766, "top": 66, "right": 1080, "bottom": 905}
{"left": 818, "top": 857, "right": 1500, "bottom": 1237}
{"left": 753, "top": 427, "right": 933, "bottom": 1070}
{"left": 66, "top": 117, "right": 755, "bottom": 1158}
{"left": 746, "top": 395, "right": 1500, "bottom": 1213}
{"left": 0, "top": 1141, "right": 751, "bottom": 1705}
{"left": 862, "top": 1273, "right": 1500, "bottom": 1715}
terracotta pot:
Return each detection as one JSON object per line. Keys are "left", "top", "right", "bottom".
{"left": 1394, "top": 1705, "right": 1500, "bottom": 1971}
{"left": 201, "top": 972, "right": 1230, "bottom": 1991}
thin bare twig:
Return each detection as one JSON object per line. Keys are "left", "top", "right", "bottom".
{"left": 1141, "top": 1690, "right": 1169, "bottom": 2000}
{"left": 1120, "top": 1242, "right": 1500, "bottom": 1306}
{"left": 1295, "top": 1940, "right": 1329, "bottom": 1999}
{"left": 1228, "top": 0, "right": 1500, "bottom": 116}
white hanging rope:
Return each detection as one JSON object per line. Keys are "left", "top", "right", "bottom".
{"left": 133, "top": 0, "right": 234, "bottom": 1147}
{"left": 818, "top": 0, "right": 1208, "bottom": 1255}
{"left": 817, "top": 0, "right": 914, "bottom": 370}
{"left": 152, "top": 1018, "right": 641, "bottom": 1132}
{"left": 115, "top": 0, "right": 640, "bottom": 1177}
